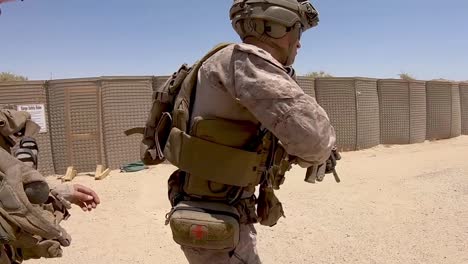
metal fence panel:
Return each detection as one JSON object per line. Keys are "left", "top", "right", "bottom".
{"left": 426, "top": 81, "right": 454, "bottom": 140}
{"left": 0, "top": 81, "right": 55, "bottom": 175}
{"left": 101, "top": 77, "right": 153, "bottom": 169}
{"left": 378, "top": 80, "right": 410, "bottom": 144}
{"left": 47, "top": 81, "right": 67, "bottom": 174}
{"left": 450, "top": 83, "right": 461, "bottom": 138}
{"left": 460, "top": 83, "right": 468, "bottom": 135}
{"left": 409, "top": 81, "right": 427, "bottom": 143}
{"left": 296, "top": 76, "right": 315, "bottom": 97}
{"left": 356, "top": 78, "right": 380, "bottom": 149}
{"left": 315, "top": 78, "right": 357, "bottom": 151}
{"left": 378, "top": 79, "right": 426, "bottom": 144}
{"left": 5, "top": 75, "right": 462, "bottom": 174}
{"left": 48, "top": 78, "right": 102, "bottom": 174}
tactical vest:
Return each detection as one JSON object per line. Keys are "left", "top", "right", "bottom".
{"left": 136, "top": 43, "right": 292, "bottom": 226}
{"left": 0, "top": 109, "right": 70, "bottom": 263}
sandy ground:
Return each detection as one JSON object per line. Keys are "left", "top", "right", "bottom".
{"left": 29, "top": 136, "right": 468, "bottom": 264}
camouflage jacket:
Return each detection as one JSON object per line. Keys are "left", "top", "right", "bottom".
{"left": 191, "top": 43, "right": 336, "bottom": 166}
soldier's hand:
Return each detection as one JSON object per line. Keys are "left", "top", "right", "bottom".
{"left": 52, "top": 183, "right": 101, "bottom": 212}
{"left": 69, "top": 184, "right": 100, "bottom": 212}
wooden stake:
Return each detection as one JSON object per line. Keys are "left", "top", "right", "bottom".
{"left": 62, "top": 166, "right": 77, "bottom": 182}
{"left": 95, "top": 168, "right": 111, "bottom": 180}
{"left": 94, "top": 165, "right": 104, "bottom": 177}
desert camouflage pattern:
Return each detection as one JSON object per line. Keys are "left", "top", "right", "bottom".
{"left": 0, "top": 109, "right": 71, "bottom": 263}
{"left": 191, "top": 43, "right": 336, "bottom": 166}
{"left": 0, "top": 147, "right": 71, "bottom": 263}
{"left": 0, "top": 110, "right": 30, "bottom": 139}
{"left": 185, "top": 43, "right": 336, "bottom": 263}
{"left": 0, "top": 109, "right": 32, "bottom": 152}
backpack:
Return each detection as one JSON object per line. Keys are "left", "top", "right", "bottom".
{"left": 125, "top": 43, "right": 232, "bottom": 165}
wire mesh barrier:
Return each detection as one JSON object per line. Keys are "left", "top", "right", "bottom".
{"left": 100, "top": 76, "right": 153, "bottom": 170}
{"left": 296, "top": 76, "right": 316, "bottom": 98}
{"left": 460, "top": 82, "right": 468, "bottom": 135}
{"left": 378, "top": 79, "right": 426, "bottom": 144}
{"left": 315, "top": 78, "right": 380, "bottom": 151}
{"left": 47, "top": 78, "right": 103, "bottom": 174}
{"left": 426, "top": 81, "right": 461, "bottom": 140}
{"left": 1, "top": 75, "right": 465, "bottom": 175}
{"left": 0, "top": 81, "right": 55, "bottom": 175}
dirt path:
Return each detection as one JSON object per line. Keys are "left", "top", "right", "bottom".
{"left": 29, "top": 136, "right": 468, "bottom": 264}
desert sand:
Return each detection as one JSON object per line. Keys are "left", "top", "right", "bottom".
{"left": 29, "top": 136, "right": 468, "bottom": 264}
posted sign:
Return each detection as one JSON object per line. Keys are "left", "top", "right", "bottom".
{"left": 16, "top": 104, "right": 48, "bottom": 133}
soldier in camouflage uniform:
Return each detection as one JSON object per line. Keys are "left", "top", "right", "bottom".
{"left": 137, "top": 0, "right": 337, "bottom": 263}
{"left": 165, "top": 1, "right": 337, "bottom": 263}
{"left": 0, "top": 109, "right": 100, "bottom": 263}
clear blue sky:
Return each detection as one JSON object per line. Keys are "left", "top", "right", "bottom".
{"left": 1, "top": 0, "right": 467, "bottom": 81}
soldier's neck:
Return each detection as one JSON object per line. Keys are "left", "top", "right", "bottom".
{"left": 243, "top": 38, "right": 285, "bottom": 65}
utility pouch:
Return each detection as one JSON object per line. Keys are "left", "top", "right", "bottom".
{"left": 256, "top": 185, "right": 285, "bottom": 227}
{"left": 166, "top": 200, "right": 240, "bottom": 251}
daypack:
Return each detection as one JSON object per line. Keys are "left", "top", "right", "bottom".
{"left": 125, "top": 43, "right": 232, "bottom": 165}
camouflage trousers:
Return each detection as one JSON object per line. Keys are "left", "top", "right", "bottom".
{"left": 181, "top": 224, "right": 262, "bottom": 264}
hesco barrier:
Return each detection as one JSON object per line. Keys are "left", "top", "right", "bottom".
{"left": 0, "top": 81, "right": 55, "bottom": 175}
{"left": 315, "top": 78, "right": 380, "bottom": 151}
{"left": 378, "top": 79, "right": 426, "bottom": 144}
{"left": 153, "top": 76, "right": 170, "bottom": 91}
{"left": 48, "top": 78, "right": 103, "bottom": 174}
{"left": 296, "top": 76, "right": 315, "bottom": 97}
{"left": 100, "top": 76, "right": 153, "bottom": 169}
{"left": 460, "top": 82, "right": 468, "bottom": 135}
{"left": 426, "top": 81, "right": 461, "bottom": 140}
{"left": 3, "top": 75, "right": 468, "bottom": 176}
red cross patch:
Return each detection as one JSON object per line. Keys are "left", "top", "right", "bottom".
{"left": 190, "top": 225, "right": 208, "bottom": 240}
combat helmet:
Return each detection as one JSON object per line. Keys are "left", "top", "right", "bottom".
{"left": 229, "top": 0, "right": 319, "bottom": 40}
